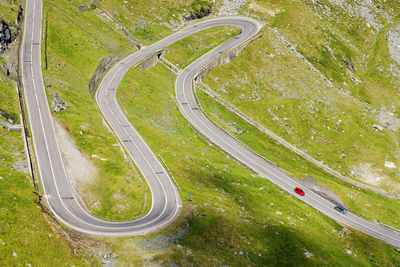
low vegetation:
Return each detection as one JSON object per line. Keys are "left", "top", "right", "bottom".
{"left": 201, "top": 0, "right": 400, "bottom": 191}
{"left": 99, "top": 0, "right": 223, "bottom": 45}
{"left": 0, "top": 128, "right": 94, "bottom": 265}
{"left": 42, "top": 0, "right": 149, "bottom": 221}
{"left": 1, "top": 2, "right": 90, "bottom": 260}
{"left": 1, "top": 0, "right": 399, "bottom": 265}
{"left": 113, "top": 60, "right": 400, "bottom": 265}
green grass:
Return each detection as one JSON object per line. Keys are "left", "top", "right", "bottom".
{"left": 100, "top": 0, "right": 222, "bottom": 45}
{"left": 0, "top": 0, "right": 19, "bottom": 23}
{"left": 0, "top": 89, "right": 92, "bottom": 265}
{"left": 113, "top": 61, "right": 400, "bottom": 266}
{"left": 164, "top": 25, "right": 241, "bottom": 68}
{"left": 202, "top": 20, "right": 400, "bottom": 190}
{"left": 0, "top": 69, "right": 20, "bottom": 124}
{"left": 7, "top": 0, "right": 398, "bottom": 264}
{"left": 197, "top": 88, "right": 400, "bottom": 229}
{"left": 42, "top": 0, "right": 150, "bottom": 221}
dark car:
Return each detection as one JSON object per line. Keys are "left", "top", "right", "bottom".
{"left": 294, "top": 187, "right": 305, "bottom": 196}
{"left": 334, "top": 205, "right": 347, "bottom": 214}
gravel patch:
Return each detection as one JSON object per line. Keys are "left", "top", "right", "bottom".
{"left": 217, "top": 0, "right": 249, "bottom": 16}
{"left": 376, "top": 108, "right": 400, "bottom": 131}
{"left": 350, "top": 163, "right": 383, "bottom": 186}
{"left": 388, "top": 23, "right": 400, "bottom": 66}
{"left": 299, "top": 177, "right": 343, "bottom": 205}
{"left": 54, "top": 120, "right": 97, "bottom": 187}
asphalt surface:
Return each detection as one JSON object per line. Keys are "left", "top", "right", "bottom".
{"left": 21, "top": 0, "right": 400, "bottom": 245}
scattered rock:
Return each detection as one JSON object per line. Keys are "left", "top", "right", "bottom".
{"left": 372, "top": 124, "right": 384, "bottom": 131}
{"left": 102, "top": 251, "right": 118, "bottom": 266}
{"left": 0, "top": 109, "right": 16, "bottom": 124}
{"left": 342, "top": 56, "right": 355, "bottom": 73}
{"left": 51, "top": 92, "right": 69, "bottom": 113}
{"left": 89, "top": 200, "right": 101, "bottom": 209}
{"left": 91, "top": 154, "right": 107, "bottom": 161}
{"left": 184, "top": 6, "right": 212, "bottom": 21}
{"left": 338, "top": 227, "right": 351, "bottom": 237}
{"left": 384, "top": 161, "right": 396, "bottom": 169}
{"left": 218, "top": 0, "right": 250, "bottom": 16}
{"left": 302, "top": 247, "right": 313, "bottom": 258}
{"left": 113, "top": 190, "right": 127, "bottom": 201}
{"left": 77, "top": 5, "right": 88, "bottom": 11}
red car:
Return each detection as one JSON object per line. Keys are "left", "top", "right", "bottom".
{"left": 294, "top": 187, "right": 305, "bottom": 196}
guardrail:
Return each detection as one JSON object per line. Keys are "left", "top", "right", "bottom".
{"left": 158, "top": 155, "right": 181, "bottom": 190}
{"left": 379, "top": 222, "right": 400, "bottom": 233}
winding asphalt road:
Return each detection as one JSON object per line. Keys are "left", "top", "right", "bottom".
{"left": 22, "top": 0, "right": 400, "bottom": 246}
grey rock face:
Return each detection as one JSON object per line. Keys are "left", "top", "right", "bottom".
{"left": 0, "top": 20, "right": 13, "bottom": 53}
{"left": 89, "top": 56, "right": 118, "bottom": 96}
{"left": 0, "top": 109, "right": 16, "bottom": 124}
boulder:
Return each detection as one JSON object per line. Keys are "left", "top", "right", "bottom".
{"left": 51, "top": 92, "right": 69, "bottom": 113}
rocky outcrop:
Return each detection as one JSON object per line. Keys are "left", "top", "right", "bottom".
{"left": 51, "top": 92, "right": 69, "bottom": 113}
{"left": 0, "top": 109, "right": 17, "bottom": 124}
{"left": 184, "top": 6, "right": 212, "bottom": 21}
{"left": 16, "top": 5, "right": 23, "bottom": 26}
{"left": 0, "top": 20, "right": 13, "bottom": 53}
{"left": 89, "top": 56, "right": 119, "bottom": 96}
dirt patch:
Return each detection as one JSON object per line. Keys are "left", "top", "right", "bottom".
{"left": 350, "top": 163, "right": 384, "bottom": 186}
{"left": 299, "top": 177, "right": 343, "bottom": 205}
{"left": 53, "top": 119, "right": 98, "bottom": 188}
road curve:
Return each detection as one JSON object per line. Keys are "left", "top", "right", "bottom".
{"left": 21, "top": 0, "right": 400, "bottom": 245}
{"left": 175, "top": 27, "right": 400, "bottom": 249}
{"left": 21, "top": 0, "right": 254, "bottom": 236}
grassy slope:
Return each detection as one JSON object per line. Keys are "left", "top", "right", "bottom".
{"left": 198, "top": 89, "right": 400, "bottom": 229}
{"left": 42, "top": 0, "right": 150, "bottom": 221}
{"left": 163, "top": 25, "right": 241, "bottom": 68}
{"left": 3, "top": 0, "right": 397, "bottom": 264}
{"left": 0, "top": 129, "right": 93, "bottom": 265}
{"left": 0, "top": 68, "right": 20, "bottom": 124}
{"left": 0, "top": 0, "right": 20, "bottom": 124}
{"left": 114, "top": 61, "right": 400, "bottom": 266}
{"left": 0, "top": 3, "right": 91, "bottom": 265}
{"left": 100, "top": 0, "right": 225, "bottom": 45}
{"left": 201, "top": 0, "right": 400, "bottom": 190}
{"left": 0, "top": 0, "right": 19, "bottom": 23}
